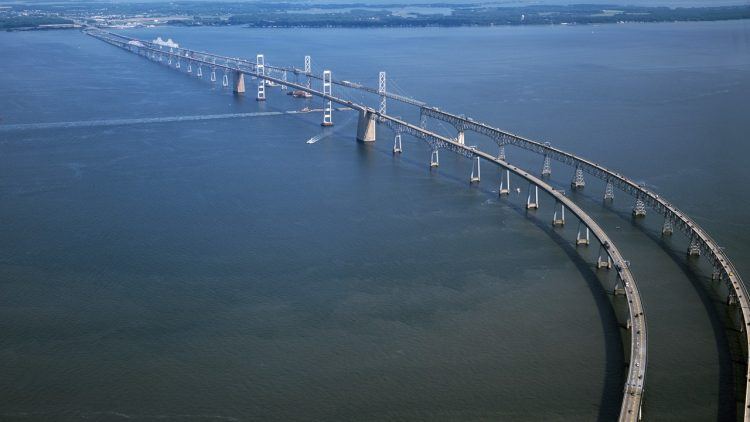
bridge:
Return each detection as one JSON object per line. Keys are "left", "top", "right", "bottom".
{"left": 83, "top": 27, "right": 745, "bottom": 421}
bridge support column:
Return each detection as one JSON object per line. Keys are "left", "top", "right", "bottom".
{"left": 613, "top": 275, "right": 626, "bottom": 296}
{"left": 322, "top": 70, "right": 333, "bottom": 126}
{"left": 256, "top": 54, "right": 266, "bottom": 101}
{"left": 498, "top": 145, "right": 506, "bottom": 161}
{"left": 187, "top": 61, "right": 192, "bottom": 74}
{"left": 393, "top": 132, "right": 402, "bottom": 153}
{"left": 604, "top": 180, "right": 615, "bottom": 201}
{"left": 457, "top": 130, "right": 465, "bottom": 145}
{"left": 233, "top": 71, "right": 245, "bottom": 94}
{"left": 430, "top": 149, "right": 439, "bottom": 168}
{"left": 541, "top": 155, "right": 551, "bottom": 177}
{"left": 571, "top": 166, "right": 585, "bottom": 189}
{"left": 470, "top": 157, "right": 481, "bottom": 183}
{"left": 552, "top": 202, "right": 565, "bottom": 226}
{"left": 687, "top": 238, "right": 701, "bottom": 257}
{"left": 356, "top": 110, "right": 376, "bottom": 142}
{"left": 499, "top": 169, "right": 510, "bottom": 196}
{"left": 597, "top": 247, "right": 612, "bottom": 269}
{"left": 576, "top": 224, "right": 590, "bottom": 246}
{"left": 526, "top": 184, "right": 539, "bottom": 209}
{"left": 197, "top": 65, "right": 203, "bottom": 78}
{"left": 711, "top": 265, "right": 722, "bottom": 281}
{"left": 210, "top": 67, "right": 216, "bottom": 82}
{"left": 632, "top": 197, "right": 646, "bottom": 217}
{"left": 222, "top": 71, "right": 229, "bottom": 88}
{"left": 662, "top": 217, "right": 673, "bottom": 236}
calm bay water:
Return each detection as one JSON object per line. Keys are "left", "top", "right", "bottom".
{"left": 1, "top": 21, "right": 749, "bottom": 421}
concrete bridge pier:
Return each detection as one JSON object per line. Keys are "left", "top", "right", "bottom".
{"left": 393, "top": 133, "right": 402, "bottom": 153}
{"left": 576, "top": 223, "right": 590, "bottom": 246}
{"left": 597, "top": 247, "right": 612, "bottom": 269}
{"left": 632, "top": 197, "right": 647, "bottom": 217}
{"left": 688, "top": 238, "right": 701, "bottom": 256}
{"left": 526, "top": 184, "right": 539, "bottom": 209}
{"left": 613, "top": 274, "right": 626, "bottom": 296}
{"left": 356, "top": 110, "right": 376, "bottom": 142}
{"left": 604, "top": 180, "right": 615, "bottom": 201}
{"left": 457, "top": 130, "right": 465, "bottom": 145}
{"left": 498, "top": 145, "right": 506, "bottom": 161}
{"left": 711, "top": 265, "right": 722, "bottom": 281}
{"left": 430, "top": 149, "right": 439, "bottom": 168}
{"left": 470, "top": 157, "right": 480, "bottom": 183}
{"left": 662, "top": 217, "right": 673, "bottom": 236}
{"left": 233, "top": 71, "right": 245, "bottom": 94}
{"left": 499, "top": 169, "right": 510, "bottom": 196}
{"left": 553, "top": 202, "right": 565, "bottom": 226}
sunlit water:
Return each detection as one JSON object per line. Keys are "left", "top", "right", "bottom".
{"left": 0, "top": 21, "right": 748, "bottom": 421}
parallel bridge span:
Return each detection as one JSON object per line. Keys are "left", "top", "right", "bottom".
{"left": 86, "top": 28, "right": 648, "bottom": 420}
{"left": 87, "top": 30, "right": 427, "bottom": 107}
{"left": 417, "top": 106, "right": 750, "bottom": 421}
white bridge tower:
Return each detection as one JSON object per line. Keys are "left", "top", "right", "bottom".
{"left": 304, "top": 55, "right": 311, "bottom": 89}
{"left": 256, "top": 54, "right": 265, "bottom": 101}
{"left": 378, "top": 71, "right": 387, "bottom": 117}
{"left": 321, "top": 70, "right": 333, "bottom": 126}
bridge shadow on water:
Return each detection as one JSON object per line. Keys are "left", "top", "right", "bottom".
{"left": 568, "top": 187, "right": 737, "bottom": 421}
{"left": 360, "top": 141, "right": 624, "bottom": 421}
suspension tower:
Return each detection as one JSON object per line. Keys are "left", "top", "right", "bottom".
{"left": 256, "top": 54, "right": 265, "bottom": 101}
{"left": 304, "top": 55, "right": 311, "bottom": 89}
{"left": 321, "top": 70, "right": 333, "bottom": 127}
{"left": 378, "top": 71, "right": 386, "bottom": 118}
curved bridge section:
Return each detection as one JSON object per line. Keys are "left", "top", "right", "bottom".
{"left": 86, "top": 28, "right": 647, "bottom": 421}
{"left": 378, "top": 113, "right": 648, "bottom": 421}
{"left": 418, "top": 106, "right": 750, "bottom": 420}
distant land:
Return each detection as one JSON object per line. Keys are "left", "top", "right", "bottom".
{"left": 2, "top": 2, "right": 750, "bottom": 30}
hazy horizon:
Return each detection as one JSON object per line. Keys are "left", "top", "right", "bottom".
{"left": 3, "top": 0, "right": 750, "bottom": 8}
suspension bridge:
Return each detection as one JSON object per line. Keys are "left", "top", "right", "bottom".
{"left": 83, "top": 27, "right": 749, "bottom": 422}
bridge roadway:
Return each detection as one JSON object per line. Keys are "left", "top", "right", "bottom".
{"left": 87, "top": 28, "right": 647, "bottom": 420}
